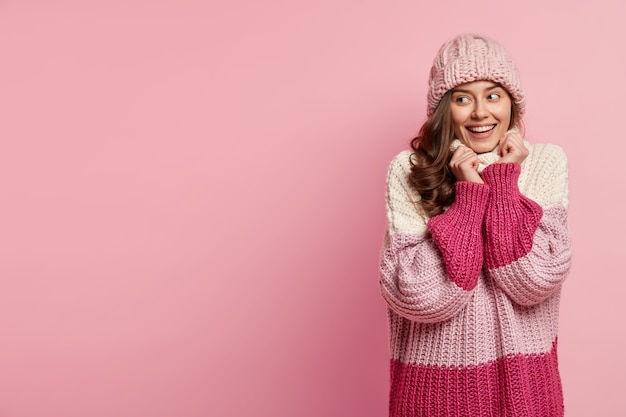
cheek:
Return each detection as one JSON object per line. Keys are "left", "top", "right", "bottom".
{"left": 500, "top": 111, "right": 512, "bottom": 128}
{"left": 496, "top": 103, "right": 512, "bottom": 126}
{"left": 449, "top": 109, "right": 467, "bottom": 132}
{"left": 451, "top": 121, "right": 464, "bottom": 137}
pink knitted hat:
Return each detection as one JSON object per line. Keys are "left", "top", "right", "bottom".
{"left": 427, "top": 34, "right": 525, "bottom": 117}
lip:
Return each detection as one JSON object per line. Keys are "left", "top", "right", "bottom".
{"left": 465, "top": 124, "right": 496, "bottom": 139}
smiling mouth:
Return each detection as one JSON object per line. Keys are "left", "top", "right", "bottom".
{"left": 466, "top": 124, "right": 496, "bottom": 133}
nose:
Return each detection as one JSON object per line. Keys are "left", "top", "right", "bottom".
{"left": 472, "top": 101, "right": 488, "bottom": 119}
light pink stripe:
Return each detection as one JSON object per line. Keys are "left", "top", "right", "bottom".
{"left": 379, "top": 232, "right": 473, "bottom": 323}
{"left": 389, "top": 340, "right": 564, "bottom": 417}
{"left": 388, "top": 285, "right": 560, "bottom": 366}
{"left": 488, "top": 206, "right": 571, "bottom": 306}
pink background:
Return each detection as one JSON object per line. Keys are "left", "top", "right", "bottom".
{"left": 0, "top": 0, "right": 624, "bottom": 416}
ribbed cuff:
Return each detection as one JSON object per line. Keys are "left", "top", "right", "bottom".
{"left": 481, "top": 163, "right": 543, "bottom": 268}
{"left": 427, "top": 181, "right": 489, "bottom": 290}
{"left": 429, "top": 182, "right": 490, "bottom": 235}
{"left": 481, "top": 163, "right": 521, "bottom": 192}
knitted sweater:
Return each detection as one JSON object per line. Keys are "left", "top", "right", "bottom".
{"left": 379, "top": 142, "right": 571, "bottom": 417}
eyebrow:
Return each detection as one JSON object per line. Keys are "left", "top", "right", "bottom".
{"left": 451, "top": 83, "right": 501, "bottom": 93}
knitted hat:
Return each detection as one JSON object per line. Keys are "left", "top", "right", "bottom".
{"left": 427, "top": 34, "right": 525, "bottom": 117}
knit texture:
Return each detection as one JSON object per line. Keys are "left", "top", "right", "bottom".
{"left": 427, "top": 34, "right": 525, "bottom": 117}
{"left": 427, "top": 181, "right": 489, "bottom": 290}
{"left": 380, "top": 143, "right": 571, "bottom": 416}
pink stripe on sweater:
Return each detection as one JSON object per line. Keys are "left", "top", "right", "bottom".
{"left": 488, "top": 206, "right": 571, "bottom": 306}
{"left": 389, "top": 340, "right": 563, "bottom": 417}
{"left": 380, "top": 232, "right": 474, "bottom": 323}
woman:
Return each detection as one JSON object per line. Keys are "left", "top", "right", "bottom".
{"left": 379, "top": 34, "right": 572, "bottom": 417}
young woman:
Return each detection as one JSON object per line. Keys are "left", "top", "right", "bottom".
{"left": 379, "top": 34, "right": 572, "bottom": 417}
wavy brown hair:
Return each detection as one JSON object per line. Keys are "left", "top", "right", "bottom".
{"left": 409, "top": 90, "right": 521, "bottom": 217}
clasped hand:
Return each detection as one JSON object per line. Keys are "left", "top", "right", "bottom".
{"left": 449, "top": 130, "right": 528, "bottom": 184}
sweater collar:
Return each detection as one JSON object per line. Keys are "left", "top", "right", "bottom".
{"left": 450, "top": 139, "right": 501, "bottom": 173}
{"left": 449, "top": 138, "right": 531, "bottom": 173}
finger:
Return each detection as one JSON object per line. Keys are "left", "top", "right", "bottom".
{"left": 499, "top": 137, "right": 509, "bottom": 156}
{"left": 450, "top": 155, "right": 476, "bottom": 176}
{"left": 450, "top": 150, "right": 475, "bottom": 165}
{"left": 458, "top": 154, "right": 480, "bottom": 170}
{"left": 503, "top": 129, "right": 524, "bottom": 149}
{"left": 499, "top": 133, "right": 521, "bottom": 156}
{"left": 505, "top": 136, "right": 524, "bottom": 154}
{"left": 450, "top": 147, "right": 473, "bottom": 163}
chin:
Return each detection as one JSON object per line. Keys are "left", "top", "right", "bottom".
{"left": 467, "top": 141, "right": 498, "bottom": 154}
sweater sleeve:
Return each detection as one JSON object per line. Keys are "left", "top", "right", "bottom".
{"left": 481, "top": 146, "right": 572, "bottom": 306}
{"left": 379, "top": 151, "right": 489, "bottom": 323}
{"left": 427, "top": 181, "right": 490, "bottom": 290}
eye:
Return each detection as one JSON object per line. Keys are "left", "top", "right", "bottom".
{"left": 454, "top": 96, "right": 470, "bottom": 104}
{"left": 487, "top": 93, "right": 500, "bottom": 100}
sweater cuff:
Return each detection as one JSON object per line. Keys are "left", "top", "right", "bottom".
{"left": 481, "top": 162, "right": 521, "bottom": 191}
{"left": 427, "top": 181, "right": 489, "bottom": 290}
{"left": 481, "top": 163, "right": 544, "bottom": 269}
{"left": 428, "top": 181, "right": 490, "bottom": 233}
{"left": 451, "top": 181, "right": 491, "bottom": 218}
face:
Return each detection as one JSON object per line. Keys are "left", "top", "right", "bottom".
{"left": 449, "top": 80, "right": 512, "bottom": 154}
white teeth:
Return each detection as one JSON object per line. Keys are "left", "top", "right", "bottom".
{"left": 468, "top": 125, "right": 495, "bottom": 133}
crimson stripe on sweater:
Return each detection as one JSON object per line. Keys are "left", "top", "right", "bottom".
{"left": 389, "top": 340, "right": 563, "bottom": 417}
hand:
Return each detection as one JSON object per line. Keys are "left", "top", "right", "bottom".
{"left": 449, "top": 145, "right": 484, "bottom": 184}
{"left": 497, "top": 128, "right": 528, "bottom": 164}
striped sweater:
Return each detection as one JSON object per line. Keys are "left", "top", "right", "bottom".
{"left": 379, "top": 142, "right": 571, "bottom": 417}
